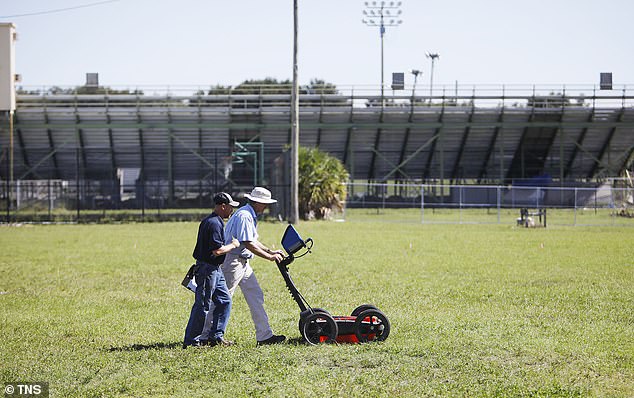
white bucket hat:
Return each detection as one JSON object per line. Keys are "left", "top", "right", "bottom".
{"left": 244, "top": 187, "right": 277, "bottom": 204}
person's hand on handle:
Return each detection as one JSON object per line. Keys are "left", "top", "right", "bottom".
{"left": 269, "top": 251, "right": 284, "bottom": 263}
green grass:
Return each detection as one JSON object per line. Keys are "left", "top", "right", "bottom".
{"left": 1, "top": 221, "right": 633, "bottom": 397}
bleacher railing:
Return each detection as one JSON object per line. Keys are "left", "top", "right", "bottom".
{"left": 16, "top": 83, "right": 634, "bottom": 109}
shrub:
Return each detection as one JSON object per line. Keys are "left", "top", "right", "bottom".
{"left": 298, "top": 146, "right": 349, "bottom": 220}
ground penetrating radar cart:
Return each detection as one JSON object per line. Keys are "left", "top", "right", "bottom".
{"left": 277, "top": 225, "right": 391, "bottom": 345}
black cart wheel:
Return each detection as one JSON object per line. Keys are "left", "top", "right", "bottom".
{"left": 298, "top": 308, "right": 330, "bottom": 335}
{"left": 354, "top": 309, "right": 390, "bottom": 343}
{"left": 302, "top": 312, "right": 338, "bottom": 345}
{"left": 351, "top": 304, "right": 379, "bottom": 317}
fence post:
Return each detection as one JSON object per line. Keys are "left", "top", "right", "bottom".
{"left": 5, "top": 180, "right": 9, "bottom": 223}
{"left": 574, "top": 188, "right": 577, "bottom": 226}
{"left": 76, "top": 148, "right": 80, "bottom": 222}
{"left": 48, "top": 179, "right": 52, "bottom": 221}
{"left": 16, "top": 179, "right": 20, "bottom": 210}
{"left": 382, "top": 183, "right": 386, "bottom": 210}
{"left": 497, "top": 185, "right": 501, "bottom": 224}
{"left": 459, "top": 185, "right": 463, "bottom": 224}
{"left": 420, "top": 184, "right": 425, "bottom": 224}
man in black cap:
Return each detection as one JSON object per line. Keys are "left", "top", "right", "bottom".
{"left": 183, "top": 192, "right": 240, "bottom": 348}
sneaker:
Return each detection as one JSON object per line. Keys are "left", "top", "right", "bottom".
{"left": 209, "top": 337, "right": 234, "bottom": 347}
{"left": 256, "top": 334, "right": 286, "bottom": 346}
{"left": 183, "top": 340, "right": 205, "bottom": 349}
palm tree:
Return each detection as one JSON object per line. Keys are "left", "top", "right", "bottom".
{"left": 298, "top": 146, "right": 349, "bottom": 220}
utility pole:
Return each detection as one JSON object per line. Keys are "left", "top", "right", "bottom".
{"left": 290, "top": 0, "right": 300, "bottom": 224}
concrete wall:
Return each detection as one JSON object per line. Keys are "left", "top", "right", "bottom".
{"left": 0, "top": 23, "right": 17, "bottom": 112}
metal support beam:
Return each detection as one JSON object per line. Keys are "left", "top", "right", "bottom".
{"left": 372, "top": 148, "right": 414, "bottom": 181}
{"left": 565, "top": 109, "right": 594, "bottom": 178}
{"left": 451, "top": 104, "right": 476, "bottom": 183}
{"left": 342, "top": 101, "right": 355, "bottom": 166}
{"left": 136, "top": 96, "right": 146, "bottom": 182}
{"left": 74, "top": 99, "right": 87, "bottom": 174}
{"left": 11, "top": 118, "right": 634, "bottom": 131}
{"left": 316, "top": 95, "right": 324, "bottom": 147}
{"left": 559, "top": 127, "right": 565, "bottom": 184}
{"left": 396, "top": 92, "right": 417, "bottom": 181}
{"left": 136, "top": 104, "right": 146, "bottom": 217}
{"left": 423, "top": 106, "right": 445, "bottom": 180}
{"left": 106, "top": 113, "right": 117, "bottom": 179}
{"left": 478, "top": 108, "right": 504, "bottom": 183}
{"left": 398, "top": 127, "right": 411, "bottom": 181}
{"left": 549, "top": 104, "right": 567, "bottom": 183}
{"left": 167, "top": 108, "right": 174, "bottom": 205}
{"left": 43, "top": 110, "right": 60, "bottom": 179}
{"left": 382, "top": 132, "right": 441, "bottom": 181}
{"left": 13, "top": 113, "right": 33, "bottom": 179}
{"left": 197, "top": 95, "right": 205, "bottom": 199}
{"left": 590, "top": 107, "right": 625, "bottom": 177}
{"left": 368, "top": 106, "right": 384, "bottom": 181}
{"left": 342, "top": 127, "right": 353, "bottom": 166}
{"left": 516, "top": 106, "right": 535, "bottom": 179}
{"left": 368, "top": 127, "right": 382, "bottom": 181}
{"left": 76, "top": 127, "right": 87, "bottom": 174}
{"left": 499, "top": 127, "right": 505, "bottom": 183}
{"left": 621, "top": 144, "right": 634, "bottom": 174}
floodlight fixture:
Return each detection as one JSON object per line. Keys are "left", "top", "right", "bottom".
{"left": 426, "top": 52, "right": 440, "bottom": 61}
{"left": 362, "top": 0, "right": 403, "bottom": 105}
{"left": 426, "top": 52, "right": 440, "bottom": 103}
{"left": 410, "top": 69, "right": 422, "bottom": 99}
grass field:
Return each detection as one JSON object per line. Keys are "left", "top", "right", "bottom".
{"left": 1, "top": 219, "right": 633, "bottom": 397}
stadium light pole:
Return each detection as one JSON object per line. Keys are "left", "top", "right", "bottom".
{"left": 426, "top": 52, "right": 439, "bottom": 104}
{"left": 409, "top": 69, "right": 422, "bottom": 99}
{"left": 290, "top": 0, "right": 299, "bottom": 224}
{"left": 362, "top": 1, "right": 403, "bottom": 106}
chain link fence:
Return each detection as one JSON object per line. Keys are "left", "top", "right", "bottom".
{"left": 344, "top": 182, "right": 634, "bottom": 226}
{"left": 2, "top": 178, "right": 632, "bottom": 226}
{"left": 0, "top": 179, "right": 247, "bottom": 222}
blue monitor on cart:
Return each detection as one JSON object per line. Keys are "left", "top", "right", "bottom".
{"left": 281, "top": 225, "right": 306, "bottom": 255}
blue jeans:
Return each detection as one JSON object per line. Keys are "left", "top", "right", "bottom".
{"left": 183, "top": 261, "right": 232, "bottom": 346}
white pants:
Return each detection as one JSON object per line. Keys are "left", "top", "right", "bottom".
{"left": 201, "top": 254, "right": 274, "bottom": 342}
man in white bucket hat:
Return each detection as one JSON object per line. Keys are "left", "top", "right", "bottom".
{"left": 220, "top": 187, "right": 286, "bottom": 345}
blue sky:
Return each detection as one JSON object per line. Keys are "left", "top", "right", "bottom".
{"left": 2, "top": 0, "right": 633, "bottom": 89}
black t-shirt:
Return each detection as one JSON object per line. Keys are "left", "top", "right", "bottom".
{"left": 192, "top": 213, "right": 225, "bottom": 265}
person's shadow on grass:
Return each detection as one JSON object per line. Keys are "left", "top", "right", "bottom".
{"left": 108, "top": 337, "right": 309, "bottom": 351}
{"left": 108, "top": 342, "right": 182, "bottom": 351}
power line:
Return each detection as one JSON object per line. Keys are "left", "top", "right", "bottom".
{"left": 0, "top": 0, "right": 120, "bottom": 19}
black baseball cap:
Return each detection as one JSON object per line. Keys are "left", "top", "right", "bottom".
{"left": 213, "top": 192, "right": 239, "bottom": 207}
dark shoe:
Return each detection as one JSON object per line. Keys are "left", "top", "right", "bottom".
{"left": 257, "top": 334, "right": 286, "bottom": 346}
{"left": 209, "top": 337, "right": 234, "bottom": 347}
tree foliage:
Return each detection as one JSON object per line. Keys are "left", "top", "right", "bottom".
{"left": 207, "top": 78, "right": 339, "bottom": 95}
{"left": 298, "top": 146, "right": 349, "bottom": 220}
{"left": 17, "top": 86, "right": 143, "bottom": 95}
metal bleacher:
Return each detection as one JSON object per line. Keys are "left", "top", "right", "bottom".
{"left": 2, "top": 84, "right": 634, "bottom": 198}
